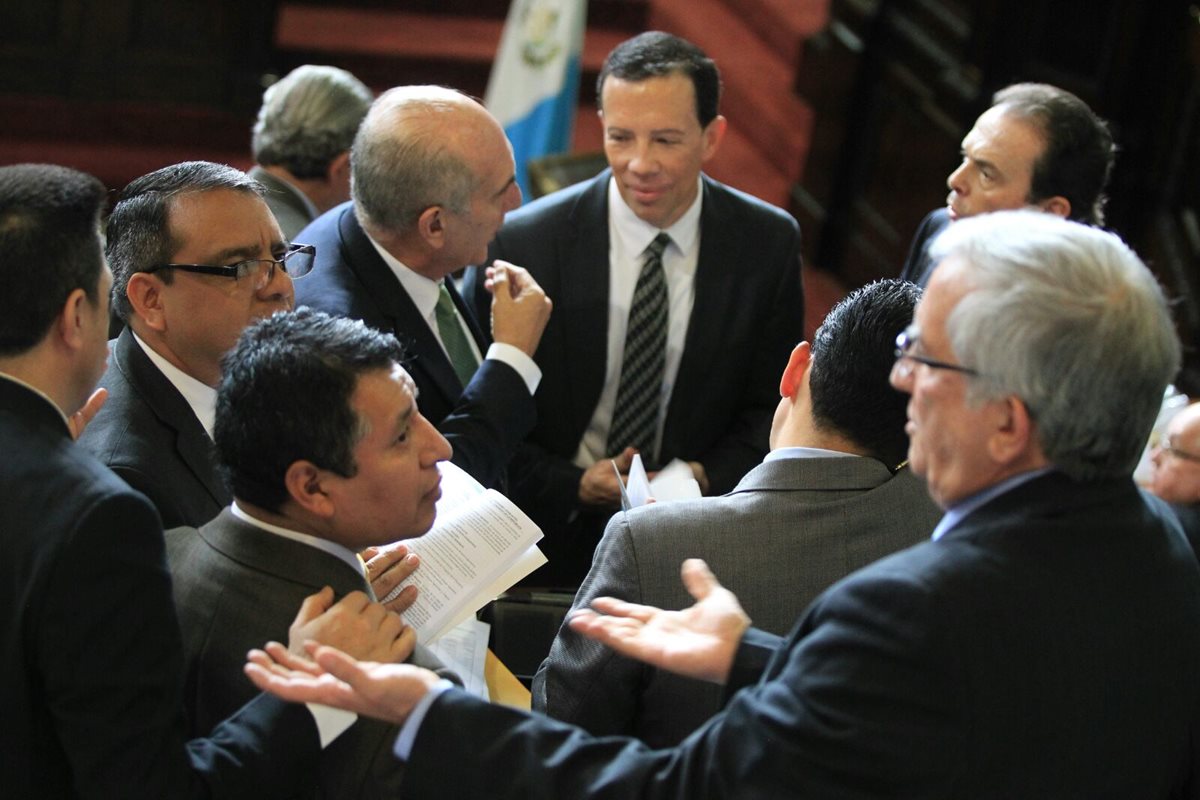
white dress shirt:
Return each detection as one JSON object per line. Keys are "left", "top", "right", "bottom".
{"left": 573, "top": 176, "right": 703, "bottom": 468}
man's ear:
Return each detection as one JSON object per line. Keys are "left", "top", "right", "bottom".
{"left": 326, "top": 150, "right": 352, "bottom": 185}
{"left": 700, "top": 115, "right": 727, "bottom": 163}
{"left": 55, "top": 288, "right": 91, "bottom": 354}
{"left": 126, "top": 272, "right": 168, "bottom": 332}
{"left": 284, "top": 460, "right": 336, "bottom": 519}
{"left": 778, "top": 341, "right": 811, "bottom": 399}
{"left": 416, "top": 205, "right": 446, "bottom": 250}
{"left": 987, "top": 395, "right": 1039, "bottom": 466}
{"left": 1037, "top": 195, "right": 1071, "bottom": 219}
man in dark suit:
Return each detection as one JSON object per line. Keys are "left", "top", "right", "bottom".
{"left": 465, "top": 32, "right": 804, "bottom": 585}
{"left": 899, "top": 83, "right": 1114, "bottom": 286}
{"left": 248, "top": 210, "right": 1200, "bottom": 797}
{"left": 168, "top": 308, "right": 457, "bottom": 797}
{"left": 533, "top": 279, "right": 941, "bottom": 747}
{"left": 0, "top": 163, "right": 406, "bottom": 797}
{"left": 295, "top": 85, "right": 552, "bottom": 492}
{"left": 79, "top": 161, "right": 306, "bottom": 528}
{"left": 250, "top": 64, "right": 373, "bottom": 239}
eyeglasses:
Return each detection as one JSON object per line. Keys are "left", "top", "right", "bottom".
{"left": 146, "top": 243, "right": 315, "bottom": 290}
{"left": 893, "top": 325, "right": 979, "bottom": 380}
{"left": 1156, "top": 431, "right": 1200, "bottom": 464}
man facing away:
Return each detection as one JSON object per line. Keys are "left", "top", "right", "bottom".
{"left": 250, "top": 64, "right": 374, "bottom": 239}
{"left": 167, "top": 308, "right": 457, "bottom": 797}
{"left": 0, "top": 163, "right": 407, "bottom": 798}
{"left": 899, "top": 82, "right": 1115, "bottom": 286}
{"left": 534, "top": 279, "right": 942, "bottom": 747}
{"left": 80, "top": 162, "right": 306, "bottom": 528}
{"left": 466, "top": 31, "right": 805, "bottom": 586}
{"left": 296, "top": 85, "right": 552, "bottom": 492}
{"left": 249, "top": 210, "right": 1200, "bottom": 798}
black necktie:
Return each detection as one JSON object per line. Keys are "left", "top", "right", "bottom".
{"left": 607, "top": 232, "right": 671, "bottom": 460}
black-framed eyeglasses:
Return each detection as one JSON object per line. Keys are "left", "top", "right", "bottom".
{"left": 1157, "top": 431, "right": 1200, "bottom": 464}
{"left": 893, "top": 325, "right": 979, "bottom": 379}
{"left": 146, "top": 243, "right": 315, "bottom": 289}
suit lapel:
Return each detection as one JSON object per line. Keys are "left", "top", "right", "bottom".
{"left": 662, "top": 176, "right": 742, "bottom": 455}
{"left": 114, "top": 329, "right": 228, "bottom": 506}
{"left": 558, "top": 172, "right": 612, "bottom": 432}
{"left": 337, "top": 210, "right": 466, "bottom": 406}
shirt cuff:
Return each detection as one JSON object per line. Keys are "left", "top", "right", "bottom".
{"left": 392, "top": 678, "right": 455, "bottom": 761}
{"left": 306, "top": 703, "right": 357, "bottom": 748}
{"left": 485, "top": 343, "right": 542, "bottom": 395}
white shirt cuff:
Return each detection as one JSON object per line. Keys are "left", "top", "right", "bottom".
{"left": 392, "top": 678, "right": 455, "bottom": 761}
{"left": 485, "top": 343, "right": 542, "bottom": 395}
{"left": 306, "top": 703, "right": 357, "bottom": 748}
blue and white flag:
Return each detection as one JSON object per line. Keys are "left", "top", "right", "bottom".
{"left": 485, "top": 0, "right": 587, "bottom": 201}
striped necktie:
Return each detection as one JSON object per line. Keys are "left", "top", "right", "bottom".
{"left": 606, "top": 232, "right": 671, "bottom": 462}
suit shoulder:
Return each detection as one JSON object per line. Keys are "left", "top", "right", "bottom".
{"left": 704, "top": 177, "right": 799, "bottom": 235}
{"left": 499, "top": 175, "right": 600, "bottom": 236}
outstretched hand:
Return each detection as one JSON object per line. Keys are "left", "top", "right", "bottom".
{"left": 245, "top": 641, "right": 440, "bottom": 725}
{"left": 569, "top": 559, "right": 750, "bottom": 684}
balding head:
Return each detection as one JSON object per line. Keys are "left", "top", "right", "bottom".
{"left": 1149, "top": 403, "right": 1200, "bottom": 506}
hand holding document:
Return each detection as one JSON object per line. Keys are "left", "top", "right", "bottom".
{"left": 379, "top": 462, "right": 546, "bottom": 643}
{"left": 613, "top": 454, "right": 702, "bottom": 510}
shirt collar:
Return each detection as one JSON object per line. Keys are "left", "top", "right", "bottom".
{"left": 365, "top": 231, "right": 442, "bottom": 321}
{"left": 230, "top": 501, "right": 367, "bottom": 581}
{"left": 931, "top": 466, "right": 1055, "bottom": 540}
{"left": 608, "top": 174, "right": 703, "bottom": 258}
{"left": 130, "top": 330, "right": 217, "bottom": 437}
{"left": 765, "top": 445, "right": 859, "bottom": 461}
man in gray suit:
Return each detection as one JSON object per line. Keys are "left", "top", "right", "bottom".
{"left": 167, "top": 308, "right": 455, "bottom": 797}
{"left": 250, "top": 64, "right": 373, "bottom": 239}
{"left": 533, "top": 278, "right": 941, "bottom": 746}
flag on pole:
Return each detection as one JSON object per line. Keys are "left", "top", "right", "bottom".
{"left": 484, "top": 0, "right": 587, "bottom": 202}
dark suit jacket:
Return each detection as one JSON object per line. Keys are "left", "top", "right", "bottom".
{"left": 0, "top": 376, "right": 318, "bottom": 798}
{"left": 532, "top": 457, "right": 941, "bottom": 747}
{"left": 295, "top": 202, "right": 535, "bottom": 490}
{"left": 78, "top": 327, "right": 228, "bottom": 528}
{"left": 465, "top": 170, "right": 804, "bottom": 584}
{"left": 898, "top": 207, "right": 952, "bottom": 287}
{"left": 166, "top": 509, "right": 453, "bottom": 799}
{"left": 399, "top": 471, "right": 1200, "bottom": 798}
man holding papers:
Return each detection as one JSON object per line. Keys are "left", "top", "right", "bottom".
{"left": 166, "top": 308, "right": 459, "bottom": 796}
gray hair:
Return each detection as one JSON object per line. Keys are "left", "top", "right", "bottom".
{"left": 350, "top": 86, "right": 477, "bottom": 234}
{"left": 930, "top": 210, "right": 1180, "bottom": 481}
{"left": 252, "top": 65, "right": 373, "bottom": 179}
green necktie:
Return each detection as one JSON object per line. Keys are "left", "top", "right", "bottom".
{"left": 435, "top": 283, "right": 479, "bottom": 387}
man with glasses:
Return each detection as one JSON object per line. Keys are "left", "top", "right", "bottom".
{"left": 80, "top": 161, "right": 309, "bottom": 529}
{"left": 1147, "top": 402, "right": 1200, "bottom": 537}
{"left": 247, "top": 211, "right": 1200, "bottom": 797}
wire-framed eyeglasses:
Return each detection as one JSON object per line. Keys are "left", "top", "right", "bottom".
{"left": 892, "top": 325, "right": 980, "bottom": 380}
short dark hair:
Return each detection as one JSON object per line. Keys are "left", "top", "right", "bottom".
{"left": 808, "top": 279, "right": 922, "bottom": 468}
{"left": 106, "top": 161, "right": 264, "bottom": 323}
{"left": 0, "top": 164, "right": 106, "bottom": 356}
{"left": 991, "top": 83, "right": 1115, "bottom": 226}
{"left": 597, "top": 31, "right": 721, "bottom": 128}
{"left": 214, "top": 307, "right": 406, "bottom": 512}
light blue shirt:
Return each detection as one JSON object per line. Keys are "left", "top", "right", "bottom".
{"left": 930, "top": 467, "right": 1054, "bottom": 541}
